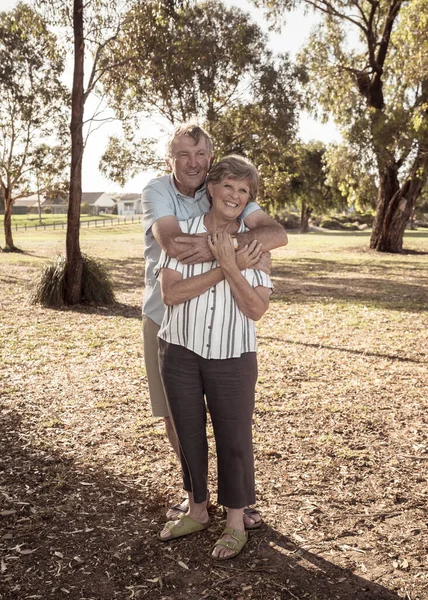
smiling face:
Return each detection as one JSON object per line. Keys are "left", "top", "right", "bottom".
{"left": 167, "top": 135, "right": 212, "bottom": 198}
{"left": 208, "top": 176, "right": 251, "bottom": 221}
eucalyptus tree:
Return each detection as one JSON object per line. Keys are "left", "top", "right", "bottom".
{"left": 208, "top": 55, "right": 301, "bottom": 208}
{"left": 99, "top": 136, "right": 163, "bottom": 187}
{"left": 102, "top": 0, "right": 267, "bottom": 127}
{"left": 0, "top": 2, "right": 69, "bottom": 251}
{"left": 100, "top": 0, "right": 301, "bottom": 207}
{"left": 36, "top": 0, "right": 134, "bottom": 304}
{"left": 254, "top": 0, "right": 428, "bottom": 252}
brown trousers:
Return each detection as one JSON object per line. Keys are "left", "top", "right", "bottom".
{"left": 158, "top": 339, "right": 257, "bottom": 508}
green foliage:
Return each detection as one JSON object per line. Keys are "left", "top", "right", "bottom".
{"left": 208, "top": 54, "right": 301, "bottom": 207}
{"left": 31, "top": 253, "right": 115, "bottom": 307}
{"left": 102, "top": 0, "right": 269, "bottom": 126}
{"left": 324, "top": 143, "right": 378, "bottom": 211}
{"left": 254, "top": 0, "right": 428, "bottom": 251}
{"left": 0, "top": 3, "right": 69, "bottom": 248}
{"left": 30, "top": 254, "right": 67, "bottom": 307}
{"left": 80, "top": 203, "right": 92, "bottom": 215}
{"left": 81, "top": 255, "right": 115, "bottom": 305}
{"left": 99, "top": 135, "right": 163, "bottom": 186}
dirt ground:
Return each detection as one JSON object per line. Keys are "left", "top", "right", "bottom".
{"left": 1, "top": 232, "right": 427, "bottom": 600}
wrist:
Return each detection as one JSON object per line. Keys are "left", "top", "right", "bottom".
{"left": 230, "top": 235, "right": 239, "bottom": 250}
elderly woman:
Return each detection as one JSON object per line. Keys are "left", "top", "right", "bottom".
{"left": 155, "top": 155, "right": 273, "bottom": 560}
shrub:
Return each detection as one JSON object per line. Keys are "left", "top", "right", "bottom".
{"left": 81, "top": 254, "right": 115, "bottom": 304}
{"left": 31, "top": 254, "right": 115, "bottom": 307}
{"left": 30, "top": 254, "right": 67, "bottom": 306}
{"left": 80, "top": 202, "right": 92, "bottom": 215}
{"left": 319, "top": 218, "right": 344, "bottom": 230}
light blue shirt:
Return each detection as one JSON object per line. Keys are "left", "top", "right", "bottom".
{"left": 142, "top": 174, "right": 260, "bottom": 325}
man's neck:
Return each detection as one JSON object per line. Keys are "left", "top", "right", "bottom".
{"left": 173, "top": 176, "right": 202, "bottom": 198}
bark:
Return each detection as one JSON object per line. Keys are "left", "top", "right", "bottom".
{"left": 299, "top": 201, "right": 312, "bottom": 234}
{"left": 370, "top": 161, "right": 424, "bottom": 252}
{"left": 2, "top": 188, "right": 18, "bottom": 252}
{"left": 65, "top": 0, "right": 85, "bottom": 304}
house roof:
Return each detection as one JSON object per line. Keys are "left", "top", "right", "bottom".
{"left": 81, "top": 192, "right": 106, "bottom": 205}
{"left": 14, "top": 194, "right": 39, "bottom": 207}
{"left": 118, "top": 193, "right": 141, "bottom": 202}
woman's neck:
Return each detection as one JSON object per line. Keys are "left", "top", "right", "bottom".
{"left": 204, "top": 212, "right": 240, "bottom": 234}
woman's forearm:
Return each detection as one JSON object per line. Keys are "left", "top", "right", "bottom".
{"left": 221, "top": 264, "right": 269, "bottom": 321}
{"left": 161, "top": 267, "right": 224, "bottom": 306}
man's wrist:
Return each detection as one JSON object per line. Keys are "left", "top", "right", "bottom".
{"left": 230, "top": 235, "right": 239, "bottom": 250}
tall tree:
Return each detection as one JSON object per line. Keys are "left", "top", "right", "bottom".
{"left": 100, "top": 0, "right": 300, "bottom": 203}
{"left": 324, "top": 142, "right": 378, "bottom": 213}
{"left": 0, "top": 2, "right": 68, "bottom": 251}
{"left": 209, "top": 56, "right": 301, "bottom": 208}
{"left": 36, "top": 0, "right": 132, "bottom": 303}
{"left": 289, "top": 141, "right": 343, "bottom": 233}
{"left": 254, "top": 0, "right": 428, "bottom": 252}
{"left": 102, "top": 0, "right": 268, "bottom": 128}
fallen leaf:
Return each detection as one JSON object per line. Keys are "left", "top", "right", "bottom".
{"left": 178, "top": 560, "right": 189, "bottom": 570}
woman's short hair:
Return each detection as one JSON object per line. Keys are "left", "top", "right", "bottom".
{"left": 206, "top": 155, "right": 259, "bottom": 203}
{"left": 166, "top": 122, "right": 213, "bottom": 158}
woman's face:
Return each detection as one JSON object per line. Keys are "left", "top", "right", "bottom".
{"left": 208, "top": 176, "right": 251, "bottom": 219}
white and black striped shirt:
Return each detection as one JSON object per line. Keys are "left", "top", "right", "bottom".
{"left": 155, "top": 215, "right": 273, "bottom": 359}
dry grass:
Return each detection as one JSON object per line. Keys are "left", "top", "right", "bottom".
{"left": 0, "top": 227, "right": 427, "bottom": 600}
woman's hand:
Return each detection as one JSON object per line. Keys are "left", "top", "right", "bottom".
{"left": 236, "top": 240, "right": 263, "bottom": 271}
{"left": 207, "top": 232, "right": 237, "bottom": 270}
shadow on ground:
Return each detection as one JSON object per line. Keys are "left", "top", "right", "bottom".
{"left": 0, "top": 411, "right": 402, "bottom": 600}
{"left": 272, "top": 259, "right": 428, "bottom": 312}
{"left": 259, "top": 336, "right": 426, "bottom": 365}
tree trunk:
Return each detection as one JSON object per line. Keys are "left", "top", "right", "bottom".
{"left": 299, "top": 200, "right": 312, "bottom": 233}
{"left": 370, "top": 160, "right": 425, "bottom": 252}
{"left": 65, "top": 0, "right": 85, "bottom": 304}
{"left": 2, "top": 188, "right": 18, "bottom": 252}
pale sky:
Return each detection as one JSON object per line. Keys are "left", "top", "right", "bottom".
{"left": 2, "top": 0, "right": 340, "bottom": 193}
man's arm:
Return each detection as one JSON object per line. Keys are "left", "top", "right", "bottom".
{"left": 152, "top": 216, "right": 214, "bottom": 262}
{"left": 174, "top": 209, "right": 287, "bottom": 264}
{"left": 237, "top": 209, "right": 288, "bottom": 252}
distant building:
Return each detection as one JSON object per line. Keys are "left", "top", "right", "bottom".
{"left": 116, "top": 193, "right": 142, "bottom": 216}
{"left": 12, "top": 195, "right": 39, "bottom": 214}
{"left": 81, "top": 192, "right": 115, "bottom": 215}
{"left": 38, "top": 194, "right": 68, "bottom": 214}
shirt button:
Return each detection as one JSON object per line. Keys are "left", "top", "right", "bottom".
{"left": 211, "top": 307, "right": 214, "bottom": 310}
{"left": 208, "top": 326, "right": 211, "bottom": 329}
{"left": 211, "top": 289, "right": 215, "bottom": 293}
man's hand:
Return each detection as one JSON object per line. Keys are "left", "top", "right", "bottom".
{"left": 235, "top": 240, "right": 264, "bottom": 271}
{"left": 175, "top": 234, "right": 213, "bottom": 264}
{"left": 253, "top": 251, "right": 272, "bottom": 275}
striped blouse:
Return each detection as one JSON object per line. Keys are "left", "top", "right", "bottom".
{"left": 154, "top": 214, "right": 273, "bottom": 359}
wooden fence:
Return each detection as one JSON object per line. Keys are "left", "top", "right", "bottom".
{"left": 12, "top": 216, "right": 143, "bottom": 232}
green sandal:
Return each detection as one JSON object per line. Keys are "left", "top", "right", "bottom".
{"left": 158, "top": 513, "right": 211, "bottom": 541}
{"left": 211, "top": 527, "right": 248, "bottom": 560}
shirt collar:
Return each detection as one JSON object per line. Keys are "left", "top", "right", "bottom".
{"left": 169, "top": 174, "right": 206, "bottom": 201}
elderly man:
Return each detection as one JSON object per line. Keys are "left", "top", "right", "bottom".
{"left": 142, "top": 122, "right": 287, "bottom": 527}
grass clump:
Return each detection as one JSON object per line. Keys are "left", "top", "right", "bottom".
{"left": 31, "top": 253, "right": 115, "bottom": 307}
{"left": 81, "top": 254, "right": 115, "bottom": 305}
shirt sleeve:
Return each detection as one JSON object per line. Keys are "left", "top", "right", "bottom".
{"left": 247, "top": 269, "right": 274, "bottom": 291}
{"left": 154, "top": 250, "right": 184, "bottom": 279}
{"left": 241, "top": 201, "right": 260, "bottom": 220}
{"left": 142, "top": 179, "right": 176, "bottom": 234}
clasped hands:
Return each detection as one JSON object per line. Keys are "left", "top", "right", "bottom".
{"left": 175, "top": 232, "right": 270, "bottom": 273}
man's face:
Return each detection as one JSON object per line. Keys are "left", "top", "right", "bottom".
{"left": 167, "top": 135, "right": 212, "bottom": 198}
